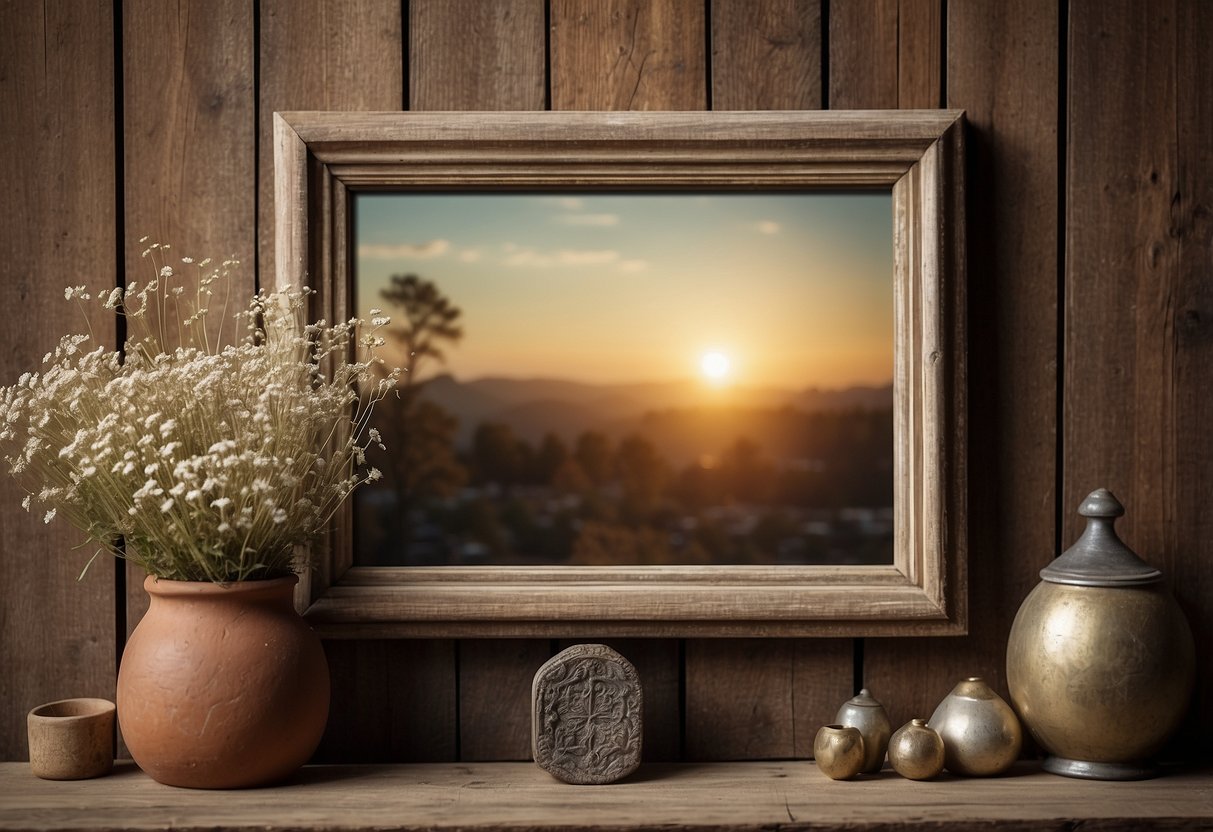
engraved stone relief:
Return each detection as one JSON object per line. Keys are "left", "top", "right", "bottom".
{"left": 531, "top": 643, "right": 643, "bottom": 785}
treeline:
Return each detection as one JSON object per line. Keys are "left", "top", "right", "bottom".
{"left": 356, "top": 404, "right": 893, "bottom": 565}
{"left": 456, "top": 406, "right": 893, "bottom": 513}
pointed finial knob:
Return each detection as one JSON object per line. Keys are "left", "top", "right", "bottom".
{"left": 1079, "top": 488, "right": 1125, "bottom": 519}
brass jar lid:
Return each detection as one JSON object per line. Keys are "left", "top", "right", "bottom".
{"left": 1040, "top": 488, "right": 1162, "bottom": 587}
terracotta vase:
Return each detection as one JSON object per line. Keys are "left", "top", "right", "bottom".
{"left": 117, "top": 575, "right": 329, "bottom": 789}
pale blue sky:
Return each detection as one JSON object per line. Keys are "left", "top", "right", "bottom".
{"left": 355, "top": 192, "right": 893, "bottom": 389}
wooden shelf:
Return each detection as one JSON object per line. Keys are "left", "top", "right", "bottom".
{"left": 1, "top": 761, "right": 1210, "bottom": 831}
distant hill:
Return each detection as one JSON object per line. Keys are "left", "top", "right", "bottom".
{"left": 414, "top": 374, "right": 892, "bottom": 453}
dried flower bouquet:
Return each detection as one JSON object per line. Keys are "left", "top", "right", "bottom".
{"left": 0, "top": 242, "right": 398, "bottom": 582}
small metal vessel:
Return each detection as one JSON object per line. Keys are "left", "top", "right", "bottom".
{"left": 888, "top": 719, "right": 944, "bottom": 781}
{"left": 928, "top": 677, "right": 1022, "bottom": 776}
{"left": 834, "top": 688, "right": 892, "bottom": 774}
{"left": 1006, "top": 488, "right": 1195, "bottom": 780}
{"left": 813, "top": 724, "right": 865, "bottom": 780}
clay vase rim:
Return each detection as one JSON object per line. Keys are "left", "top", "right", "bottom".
{"left": 28, "top": 698, "right": 116, "bottom": 723}
{"left": 143, "top": 573, "right": 298, "bottom": 599}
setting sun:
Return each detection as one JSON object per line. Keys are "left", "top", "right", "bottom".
{"left": 700, "top": 350, "right": 732, "bottom": 383}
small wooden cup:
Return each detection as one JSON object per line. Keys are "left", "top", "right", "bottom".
{"left": 27, "top": 698, "right": 115, "bottom": 780}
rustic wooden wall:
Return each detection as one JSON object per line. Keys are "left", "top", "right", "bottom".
{"left": 1, "top": 0, "right": 1209, "bottom": 763}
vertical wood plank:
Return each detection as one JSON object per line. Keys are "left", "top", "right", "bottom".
{"left": 560, "top": 639, "right": 681, "bottom": 761}
{"left": 0, "top": 0, "right": 117, "bottom": 761}
{"left": 1066, "top": 0, "right": 1212, "bottom": 754}
{"left": 685, "top": 641, "right": 794, "bottom": 760}
{"left": 1174, "top": 0, "right": 1213, "bottom": 753}
{"left": 828, "top": 0, "right": 898, "bottom": 109}
{"left": 865, "top": 0, "right": 1060, "bottom": 732}
{"left": 685, "top": 640, "right": 853, "bottom": 761}
{"left": 791, "top": 641, "right": 857, "bottom": 759}
{"left": 258, "top": 0, "right": 403, "bottom": 286}
{"left": 259, "top": 0, "right": 458, "bottom": 763}
{"left": 710, "top": 0, "right": 822, "bottom": 110}
{"left": 121, "top": 0, "right": 257, "bottom": 636}
{"left": 407, "top": 0, "right": 566, "bottom": 765}
{"left": 410, "top": 0, "right": 546, "bottom": 110}
{"left": 897, "top": 0, "right": 942, "bottom": 108}
{"left": 689, "top": 0, "right": 850, "bottom": 762}
{"left": 316, "top": 640, "right": 457, "bottom": 762}
{"left": 459, "top": 640, "right": 552, "bottom": 761}
{"left": 550, "top": 0, "right": 707, "bottom": 110}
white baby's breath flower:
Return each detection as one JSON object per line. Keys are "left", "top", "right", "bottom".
{"left": 1, "top": 249, "right": 399, "bottom": 583}
{"left": 21, "top": 494, "right": 30, "bottom": 511}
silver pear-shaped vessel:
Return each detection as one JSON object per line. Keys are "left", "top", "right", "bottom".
{"left": 834, "top": 688, "right": 891, "bottom": 773}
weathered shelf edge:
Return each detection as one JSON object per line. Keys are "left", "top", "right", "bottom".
{"left": 1, "top": 761, "right": 1211, "bottom": 832}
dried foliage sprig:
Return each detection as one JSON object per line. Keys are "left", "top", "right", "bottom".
{"left": 0, "top": 241, "right": 399, "bottom": 582}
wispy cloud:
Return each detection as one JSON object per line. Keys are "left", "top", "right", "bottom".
{"left": 358, "top": 239, "right": 451, "bottom": 259}
{"left": 503, "top": 246, "right": 620, "bottom": 268}
{"left": 458, "top": 249, "right": 482, "bottom": 263}
{"left": 553, "top": 197, "right": 584, "bottom": 210}
{"left": 756, "top": 220, "right": 781, "bottom": 235}
{"left": 553, "top": 213, "right": 620, "bottom": 227}
{"left": 618, "top": 259, "right": 649, "bottom": 273}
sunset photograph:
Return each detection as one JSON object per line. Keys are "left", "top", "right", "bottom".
{"left": 353, "top": 192, "right": 895, "bottom": 568}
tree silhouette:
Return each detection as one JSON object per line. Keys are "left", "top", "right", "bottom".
{"left": 375, "top": 274, "right": 466, "bottom": 548}
{"left": 378, "top": 274, "right": 464, "bottom": 393}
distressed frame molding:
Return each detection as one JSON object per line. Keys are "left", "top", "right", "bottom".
{"left": 274, "top": 110, "right": 966, "bottom": 637}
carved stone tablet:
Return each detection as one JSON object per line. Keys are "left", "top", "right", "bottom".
{"left": 531, "top": 644, "right": 643, "bottom": 785}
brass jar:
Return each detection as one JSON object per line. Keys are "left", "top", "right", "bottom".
{"left": 813, "top": 725, "right": 865, "bottom": 781}
{"left": 1006, "top": 489, "right": 1195, "bottom": 780}
{"left": 888, "top": 719, "right": 944, "bottom": 781}
{"left": 834, "top": 689, "right": 892, "bottom": 774}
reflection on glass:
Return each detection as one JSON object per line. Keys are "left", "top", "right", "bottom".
{"left": 353, "top": 193, "right": 894, "bottom": 567}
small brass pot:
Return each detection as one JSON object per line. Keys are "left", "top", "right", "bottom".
{"left": 834, "top": 688, "right": 891, "bottom": 774}
{"left": 1007, "top": 489, "right": 1195, "bottom": 780}
{"left": 928, "top": 677, "right": 1021, "bottom": 776}
{"left": 813, "top": 725, "right": 865, "bottom": 781}
{"left": 888, "top": 719, "right": 944, "bottom": 781}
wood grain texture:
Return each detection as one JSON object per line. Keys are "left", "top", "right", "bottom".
{"left": 560, "top": 639, "right": 681, "bottom": 761}
{"left": 897, "top": 0, "right": 942, "bottom": 108}
{"left": 550, "top": 0, "right": 707, "bottom": 110}
{"left": 710, "top": 0, "right": 822, "bottom": 110}
{"left": 458, "top": 640, "right": 552, "bottom": 761}
{"left": 829, "top": 0, "right": 898, "bottom": 108}
{"left": 120, "top": 0, "right": 256, "bottom": 639}
{"left": 257, "top": 0, "right": 402, "bottom": 290}
{"left": 409, "top": 0, "right": 545, "bottom": 110}
{"left": 685, "top": 640, "right": 857, "bottom": 760}
{"left": 685, "top": 640, "right": 795, "bottom": 759}
{"left": 1065, "top": 0, "right": 1213, "bottom": 753}
{"left": 1174, "top": 0, "right": 1213, "bottom": 752}
{"left": 865, "top": 0, "right": 1060, "bottom": 729}
{"left": 0, "top": 0, "right": 117, "bottom": 762}
{"left": 4, "top": 761, "right": 1213, "bottom": 830}
{"left": 315, "top": 639, "right": 457, "bottom": 762}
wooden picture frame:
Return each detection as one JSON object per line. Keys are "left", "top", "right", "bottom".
{"left": 274, "top": 110, "right": 966, "bottom": 637}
